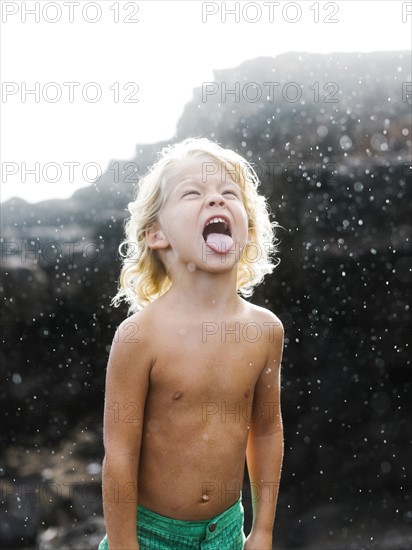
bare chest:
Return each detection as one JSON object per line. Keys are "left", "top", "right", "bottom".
{"left": 147, "top": 323, "right": 266, "bottom": 403}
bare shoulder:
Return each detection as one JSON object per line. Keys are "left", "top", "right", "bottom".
{"left": 114, "top": 298, "right": 164, "bottom": 343}
{"left": 243, "top": 301, "right": 284, "bottom": 340}
{"left": 114, "top": 308, "right": 150, "bottom": 344}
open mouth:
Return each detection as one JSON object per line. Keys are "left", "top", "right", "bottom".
{"left": 202, "top": 217, "right": 232, "bottom": 241}
{"left": 202, "top": 216, "right": 234, "bottom": 254}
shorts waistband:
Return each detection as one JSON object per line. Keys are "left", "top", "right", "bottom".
{"left": 137, "top": 496, "right": 243, "bottom": 537}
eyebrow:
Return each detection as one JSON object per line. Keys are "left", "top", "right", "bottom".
{"left": 174, "top": 178, "right": 200, "bottom": 189}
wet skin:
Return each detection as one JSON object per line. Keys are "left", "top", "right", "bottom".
{"left": 135, "top": 297, "right": 278, "bottom": 520}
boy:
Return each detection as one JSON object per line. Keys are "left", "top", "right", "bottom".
{"left": 98, "top": 138, "right": 284, "bottom": 550}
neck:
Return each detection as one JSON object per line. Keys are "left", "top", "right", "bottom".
{"left": 162, "top": 263, "right": 242, "bottom": 316}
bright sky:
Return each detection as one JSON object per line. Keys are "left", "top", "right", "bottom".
{"left": 0, "top": 0, "right": 411, "bottom": 203}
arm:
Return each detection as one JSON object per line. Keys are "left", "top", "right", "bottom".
{"left": 101, "top": 315, "right": 151, "bottom": 550}
{"left": 245, "top": 315, "right": 284, "bottom": 550}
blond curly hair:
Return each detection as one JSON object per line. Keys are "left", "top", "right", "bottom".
{"left": 110, "top": 137, "right": 281, "bottom": 314}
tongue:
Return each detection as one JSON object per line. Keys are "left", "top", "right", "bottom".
{"left": 205, "top": 233, "right": 234, "bottom": 253}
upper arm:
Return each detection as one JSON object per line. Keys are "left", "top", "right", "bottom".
{"left": 250, "top": 313, "right": 284, "bottom": 437}
{"left": 103, "top": 313, "right": 152, "bottom": 459}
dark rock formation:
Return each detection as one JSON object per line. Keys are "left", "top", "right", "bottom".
{"left": 1, "top": 51, "right": 411, "bottom": 549}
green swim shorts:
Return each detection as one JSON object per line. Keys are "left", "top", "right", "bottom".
{"left": 98, "top": 497, "right": 246, "bottom": 549}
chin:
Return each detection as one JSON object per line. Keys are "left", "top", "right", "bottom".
{"left": 202, "top": 256, "right": 239, "bottom": 272}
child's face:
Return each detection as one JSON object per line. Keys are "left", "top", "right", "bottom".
{"left": 148, "top": 157, "right": 250, "bottom": 273}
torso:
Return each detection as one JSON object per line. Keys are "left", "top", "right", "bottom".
{"left": 137, "top": 300, "right": 269, "bottom": 519}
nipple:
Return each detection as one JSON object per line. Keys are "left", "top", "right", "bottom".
{"left": 172, "top": 391, "right": 183, "bottom": 400}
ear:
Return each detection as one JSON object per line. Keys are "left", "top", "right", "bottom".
{"left": 146, "top": 222, "right": 169, "bottom": 250}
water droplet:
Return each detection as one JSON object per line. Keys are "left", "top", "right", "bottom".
{"left": 339, "top": 135, "right": 352, "bottom": 151}
{"left": 381, "top": 461, "right": 391, "bottom": 473}
{"left": 12, "top": 373, "right": 22, "bottom": 385}
{"left": 87, "top": 463, "right": 101, "bottom": 475}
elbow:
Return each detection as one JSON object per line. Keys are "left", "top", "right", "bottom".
{"left": 102, "top": 434, "right": 142, "bottom": 464}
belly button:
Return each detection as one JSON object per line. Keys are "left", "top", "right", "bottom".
{"left": 201, "top": 494, "right": 210, "bottom": 502}
{"left": 172, "top": 391, "right": 183, "bottom": 400}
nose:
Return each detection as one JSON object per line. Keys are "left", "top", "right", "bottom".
{"left": 207, "top": 193, "right": 226, "bottom": 207}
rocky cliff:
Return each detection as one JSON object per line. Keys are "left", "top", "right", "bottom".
{"left": 1, "top": 51, "right": 411, "bottom": 549}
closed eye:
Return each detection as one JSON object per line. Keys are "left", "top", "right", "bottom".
{"left": 223, "top": 190, "right": 239, "bottom": 197}
{"left": 183, "top": 190, "right": 200, "bottom": 197}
